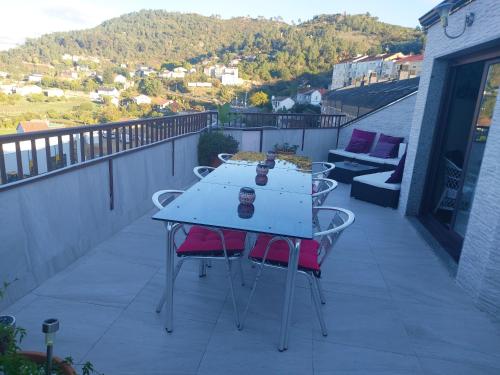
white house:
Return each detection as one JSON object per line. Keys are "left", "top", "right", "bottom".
{"left": 89, "top": 92, "right": 102, "bottom": 102}
{"left": 44, "top": 88, "right": 64, "bottom": 97}
{"left": 296, "top": 89, "right": 323, "bottom": 106}
{"left": 392, "top": 54, "right": 424, "bottom": 79}
{"left": 134, "top": 94, "right": 151, "bottom": 105}
{"left": 330, "top": 55, "right": 367, "bottom": 90}
{"left": 188, "top": 82, "right": 213, "bottom": 87}
{"left": 271, "top": 96, "right": 295, "bottom": 112}
{"left": 0, "top": 84, "right": 15, "bottom": 95}
{"left": 27, "top": 73, "right": 43, "bottom": 83}
{"left": 16, "top": 85, "right": 42, "bottom": 96}
{"left": 113, "top": 74, "right": 127, "bottom": 84}
{"left": 97, "top": 87, "right": 120, "bottom": 98}
{"left": 0, "top": 71, "right": 8, "bottom": 78}
{"left": 110, "top": 97, "right": 120, "bottom": 106}
{"left": 173, "top": 67, "right": 188, "bottom": 73}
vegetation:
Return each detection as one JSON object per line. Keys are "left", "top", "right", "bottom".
{"left": 197, "top": 131, "right": 239, "bottom": 166}
{"left": 0, "top": 11, "right": 423, "bottom": 83}
{"left": 249, "top": 91, "right": 269, "bottom": 107}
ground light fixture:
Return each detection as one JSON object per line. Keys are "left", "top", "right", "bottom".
{"left": 42, "top": 318, "right": 59, "bottom": 375}
{"left": 435, "top": 1, "right": 475, "bottom": 39}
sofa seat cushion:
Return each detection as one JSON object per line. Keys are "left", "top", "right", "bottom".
{"left": 330, "top": 149, "right": 400, "bottom": 166}
{"left": 353, "top": 171, "right": 401, "bottom": 191}
{"left": 177, "top": 226, "right": 246, "bottom": 256}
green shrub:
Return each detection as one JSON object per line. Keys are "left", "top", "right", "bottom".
{"left": 197, "top": 131, "right": 238, "bottom": 166}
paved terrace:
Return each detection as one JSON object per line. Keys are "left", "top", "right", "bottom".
{"left": 2, "top": 184, "right": 500, "bottom": 375}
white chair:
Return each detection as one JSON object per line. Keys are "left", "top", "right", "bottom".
{"left": 312, "top": 178, "right": 338, "bottom": 207}
{"left": 218, "top": 153, "right": 233, "bottom": 163}
{"left": 241, "top": 206, "right": 355, "bottom": 335}
{"left": 193, "top": 166, "right": 215, "bottom": 180}
{"left": 312, "top": 162, "right": 335, "bottom": 179}
{"left": 152, "top": 190, "right": 246, "bottom": 329}
{"left": 434, "top": 158, "right": 462, "bottom": 213}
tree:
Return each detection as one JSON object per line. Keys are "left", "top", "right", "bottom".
{"left": 138, "top": 77, "right": 163, "bottom": 96}
{"left": 219, "top": 86, "right": 235, "bottom": 103}
{"left": 249, "top": 91, "right": 269, "bottom": 107}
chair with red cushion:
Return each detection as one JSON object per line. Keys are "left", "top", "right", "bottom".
{"left": 152, "top": 190, "right": 246, "bottom": 329}
{"left": 241, "top": 206, "right": 355, "bottom": 336}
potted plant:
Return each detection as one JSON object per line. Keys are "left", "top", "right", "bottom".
{"left": 198, "top": 131, "right": 239, "bottom": 167}
{"left": 0, "top": 282, "right": 100, "bottom": 375}
{"left": 274, "top": 142, "right": 299, "bottom": 155}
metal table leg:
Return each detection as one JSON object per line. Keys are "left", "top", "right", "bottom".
{"left": 278, "top": 239, "right": 301, "bottom": 351}
{"left": 165, "top": 224, "right": 175, "bottom": 332}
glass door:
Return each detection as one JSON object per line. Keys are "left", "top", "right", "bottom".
{"left": 421, "top": 58, "right": 500, "bottom": 260}
{"left": 453, "top": 61, "right": 500, "bottom": 237}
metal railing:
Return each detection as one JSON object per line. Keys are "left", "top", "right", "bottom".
{"left": 0, "top": 111, "right": 217, "bottom": 186}
{"left": 224, "top": 112, "right": 346, "bottom": 129}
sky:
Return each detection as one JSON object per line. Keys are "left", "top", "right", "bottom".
{"left": 0, "top": 0, "right": 442, "bottom": 51}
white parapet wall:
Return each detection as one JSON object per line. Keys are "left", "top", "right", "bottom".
{"left": 0, "top": 133, "right": 200, "bottom": 309}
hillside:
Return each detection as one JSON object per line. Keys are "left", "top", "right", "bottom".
{"left": 0, "top": 11, "right": 423, "bottom": 80}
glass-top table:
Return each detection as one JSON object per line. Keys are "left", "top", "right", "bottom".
{"left": 153, "top": 153, "right": 313, "bottom": 351}
{"left": 200, "top": 163, "right": 311, "bottom": 195}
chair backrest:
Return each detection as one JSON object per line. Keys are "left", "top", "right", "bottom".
{"left": 218, "top": 153, "right": 233, "bottom": 163}
{"left": 151, "top": 190, "right": 184, "bottom": 210}
{"left": 313, "top": 206, "right": 355, "bottom": 267}
{"left": 312, "top": 178, "right": 338, "bottom": 206}
{"left": 444, "top": 158, "right": 462, "bottom": 190}
{"left": 193, "top": 166, "right": 215, "bottom": 180}
{"left": 312, "top": 162, "right": 335, "bottom": 179}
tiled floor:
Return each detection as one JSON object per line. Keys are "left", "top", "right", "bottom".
{"left": 3, "top": 184, "right": 500, "bottom": 374}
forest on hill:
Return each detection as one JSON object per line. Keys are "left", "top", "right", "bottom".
{"left": 0, "top": 11, "right": 423, "bottom": 81}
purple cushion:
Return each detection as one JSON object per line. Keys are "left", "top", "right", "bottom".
{"left": 369, "top": 142, "right": 396, "bottom": 158}
{"left": 386, "top": 153, "right": 406, "bottom": 184}
{"left": 345, "top": 129, "right": 376, "bottom": 153}
{"left": 379, "top": 134, "right": 404, "bottom": 157}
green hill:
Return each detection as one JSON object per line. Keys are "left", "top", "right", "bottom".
{"left": 0, "top": 11, "right": 423, "bottom": 81}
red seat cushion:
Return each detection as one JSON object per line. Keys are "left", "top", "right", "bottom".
{"left": 177, "top": 226, "right": 246, "bottom": 257}
{"left": 248, "top": 234, "right": 320, "bottom": 272}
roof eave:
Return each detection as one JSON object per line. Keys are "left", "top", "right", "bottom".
{"left": 419, "top": 0, "right": 475, "bottom": 30}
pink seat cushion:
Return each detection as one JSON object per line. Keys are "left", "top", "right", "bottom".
{"left": 177, "top": 226, "right": 246, "bottom": 256}
{"left": 248, "top": 234, "right": 320, "bottom": 272}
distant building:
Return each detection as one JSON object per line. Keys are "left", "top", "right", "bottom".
{"left": 16, "top": 120, "right": 50, "bottom": 133}
{"left": 89, "top": 92, "right": 102, "bottom": 102}
{"left": 110, "top": 97, "right": 120, "bottom": 107}
{"left": 44, "top": 88, "right": 64, "bottom": 97}
{"left": 97, "top": 87, "right": 120, "bottom": 98}
{"left": 188, "top": 82, "right": 213, "bottom": 88}
{"left": 205, "top": 65, "right": 242, "bottom": 86}
{"left": 113, "top": 74, "right": 127, "bottom": 84}
{"left": 392, "top": 54, "right": 424, "bottom": 80}
{"left": 136, "top": 66, "right": 156, "bottom": 77}
{"left": 296, "top": 89, "right": 323, "bottom": 106}
{"left": 59, "top": 70, "right": 79, "bottom": 80}
{"left": 330, "top": 53, "right": 407, "bottom": 90}
{"left": 27, "top": 73, "right": 43, "bottom": 83}
{"left": 0, "top": 84, "right": 15, "bottom": 95}
{"left": 160, "top": 70, "right": 186, "bottom": 79}
{"left": 16, "top": 85, "right": 42, "bottom": 96}
{"left": 173, "top": 67, "right": 188, "bottom": 73}
{"left": 134, "top": 94, "right": 151, "bottom": 105}
{"left": 271, "top": 96, "right": 295, "bottom": 112}
{"left": 152, "top": 97, "right": 173, "bottom": 109}
{"left": 0, "top": 71, "right": 8, "bottom": 78}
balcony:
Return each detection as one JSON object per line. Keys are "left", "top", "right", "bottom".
{"left": 1, "top": 112, "right": 500, "bottom": 374}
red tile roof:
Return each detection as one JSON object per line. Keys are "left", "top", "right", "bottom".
{"left": 17, "top": 120, "right": 50, "bottom": 133}
{"left": 396, "top": 54, "right": 424, "bottom": 63}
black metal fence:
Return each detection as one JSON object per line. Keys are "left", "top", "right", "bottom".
{"left": 224, "top": 112, "right": 346, "bottom": 129}
{"left": 0, "top": 110, "right": 345, "bottom": 188}
{"left": 0, "top": 111, "right": 217, "bottom": 186}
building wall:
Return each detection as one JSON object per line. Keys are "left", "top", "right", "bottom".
{"left": 399, "top": 0, "right": 500, "bottom": 315}
{"left": 336, "top": 93, "right": 417, "bottom": 149}
{"left": 0, "top": 134, "right": 200, "bottom": 309}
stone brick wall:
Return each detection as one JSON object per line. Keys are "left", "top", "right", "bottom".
{"left": 399, "top": 0, "right": 500, "bottom": 316}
